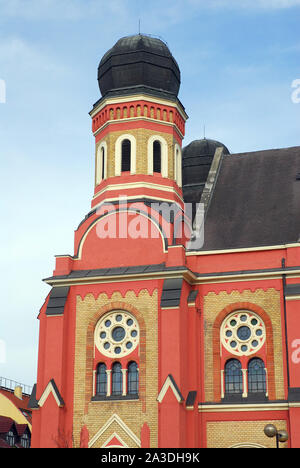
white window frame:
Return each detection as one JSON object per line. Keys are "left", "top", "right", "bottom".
{"left": 96, "top": 141, "right": 107, "bottom": 184}
{"left": 115, "top": 134, "right": 137, "bottom": 176}
{"left": 147, "top": 135, "right": 168, "bottom": 178}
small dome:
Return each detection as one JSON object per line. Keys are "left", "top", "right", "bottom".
{"left": 182, "top": 138, "right": 230, "bottom": 187}
{"left": 182, "top": 138, "right": 230, "bottom": 205}
{"left": 98, "top": 34, "right": 180, "bottom": 98}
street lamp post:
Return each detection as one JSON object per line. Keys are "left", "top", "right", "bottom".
{"left": 264, "top": 424, "right": 289, "bottom": 448}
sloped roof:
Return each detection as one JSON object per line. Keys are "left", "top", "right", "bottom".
{"left": 0, "top": 388, "right": 32, "bottom": 425}
{"left": 0, "top": 416, "right": 14, "bottom": 433}
{"left": 15, "top": 424, "right": 28, "bottom": 437}
{"left": 201, "top": 146, "right": 300, "bottom": 250}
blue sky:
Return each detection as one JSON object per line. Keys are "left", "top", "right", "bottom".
{"left": 0, "top": 0, "right": 300, "bottom": 388}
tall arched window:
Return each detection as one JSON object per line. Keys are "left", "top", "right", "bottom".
{"left": 127, "top": 361, "right": 139, "bottom": 395}
{"left": 224, "top": 359, "right": 243, "bottom": 395}
{"left": 147, "top": 135, "right": 168, "bottom": 177}
{"left": 96, "top": 363, "right": 107, "bottom": 396}
{"left": 96, "top": 142, "right": 107, "bottom": 184}
{"left": 248, "top": 358, "right": 266, "bottom": 394}
{"left": 121, "top": 139, "right": 131, "bottom": 172}
{"left": 153, "top": 140, "right": 161, "bottom": 173}
{"left": 111, "top": 362, "right": 122, "bottom": 396}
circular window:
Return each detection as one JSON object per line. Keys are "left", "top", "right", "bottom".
{"left": 221, "top": 311, "right": 266, "bottom": 356}
{"left": 95, "top": 310, "right": 139, "bottom": 358}
{"left": 237, "top": 326, "right": 251, "bottom": 341}
{"left": 112, "top": 326, "right": 126, "bottom": 342}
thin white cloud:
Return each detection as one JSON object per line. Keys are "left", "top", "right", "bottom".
{"left": 1, "top": 0, "right": 299, "bottom": 24}
{"left": 0, "top": 37, "right": 68, "bottom": 75}
{"left": 0, "top": 0, "right": 128, "bottom": 20}
{"left": 187, "top": 0, "right": 300, "bottom": 9}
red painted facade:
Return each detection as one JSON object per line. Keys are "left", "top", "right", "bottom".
{"left": 30, "top": 41, "right": 300, "bottom": 449}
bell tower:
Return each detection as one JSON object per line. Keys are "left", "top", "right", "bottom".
{"left": 30, "top": 34, "right": 192, "bottom": 449}
{"left": 90, "top": 34, "right": 187, "bottom": 216}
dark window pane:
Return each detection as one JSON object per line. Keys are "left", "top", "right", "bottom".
{"left": 122, "top": 139, "right": 131, "bottom": 172}
{"left": 225, "top": 359, "right": 243, "bottom": 394}
{"left": 96, "top": 363, "right": 107, "bottom": 396}
{"left": 127, "top": 361, "right": 139, "bottom": 395}
{"left": 112, "top": 362, "right": 122, "bottom": 395}
{"left": 248, "top": 358, "right": 266, "bottom": 394}
{"left": 101, "top": 147, "right": 105, "bottom": 179}
{"left": 153, "top": 141, "right": 161, "bottom": 173}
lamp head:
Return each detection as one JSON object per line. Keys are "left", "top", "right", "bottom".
{"left": 264, "top": 424, "right": 277, "bottom": 438}
{"left": 277, "top": 430, "right": 289, "bottom": 443}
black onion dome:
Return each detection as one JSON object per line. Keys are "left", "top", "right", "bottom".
{"left": 182, "top": 138, "right": 230, "bottom": 206}
{"left": 98, "top": 34, "right": 180, "bottom": 99}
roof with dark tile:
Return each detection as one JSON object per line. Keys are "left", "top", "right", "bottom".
{"left": 15, "top": 424, "right": 28, "bottom": 437}
{"left": 201, "top": 146, "right": 300, "bottom": 250}
{"left": 0, "top": 416, "right": 14, "bottom": 433}
{"left": 44, "top": 263, "right": 187, "bottom": 283}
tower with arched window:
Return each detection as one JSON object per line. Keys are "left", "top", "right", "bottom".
{"left": 30, "top": 33, "right": 300, "bottom": 448}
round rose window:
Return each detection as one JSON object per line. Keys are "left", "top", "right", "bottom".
{"left": 221, "top": 311, "right": 266, "bottom": 356}
{"left": 95, "top": 310, "right": 139, "bottom": 358}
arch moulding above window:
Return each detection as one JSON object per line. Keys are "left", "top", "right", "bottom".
{"left": 147, "top": 135, "right": 168, "bottom": 178}
{"left": 96, "top": 141, "right": 108, "bottom": 184}
{"left": 115, "top": 134, "right": 137, "bottom": 176}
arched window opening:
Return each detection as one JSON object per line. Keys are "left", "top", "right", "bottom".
{"left": 225, "top": 359, "right": 243, "bottom": 395}
{"left": 248, "top": 358, "right": 266, "bottom": 394}
{"left": 153, "top": 141, "right": 161, "bottom": 173}
{"left": 127, "top": 361, "right": 139, "bottom": 395}
{"left": 121, "top": 139, "right": 131, "bottom": 172}
{"left": 111, "top": 362, "right": 122, "bottom": 396}
{"left": 96, "top": 363, "right": 107, "bottom": 397}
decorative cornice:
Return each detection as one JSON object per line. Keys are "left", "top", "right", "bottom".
{"left": 89, "top": 93, "right": 188, "bottom": 120}
{"left": 92, "top": 181, "right": 184, "bottom": 203}
{"left": 198, "top": 402, "right": 289, "bottom": 413}
{"left": 44, "top": 264, "right": 300, "bottom": 288}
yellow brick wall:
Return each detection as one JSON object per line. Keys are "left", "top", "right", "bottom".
{"left": 95, "top": 128, "right": 176, "bottom": 179}
{"left": 203, "top": 288, "right": 284, "bottom": 401}
{"left": 206, "top": 419, "right": 288, "bottom": 448}
{"left": 73, "top": 288, "right": 158, "bottom": 448}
